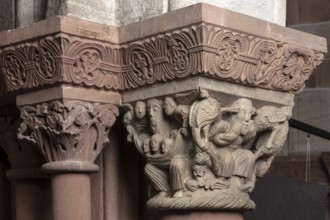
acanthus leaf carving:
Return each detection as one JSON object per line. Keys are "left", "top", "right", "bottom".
{"left": 0, "top": 114, "right": 45, "bottom": 169}
{"left": 18, "top": 100, "right": 119, "bottom": 163}
{"left": 122, "top": 88, "right": 292, "bottom": 211}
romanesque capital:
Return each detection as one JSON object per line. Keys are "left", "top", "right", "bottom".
{"left": 0, "top": 113, "right": 47, "bottom": 178}
{"left": 18, "top": 100, "right": 119, "bottom": 172}
{"left": 122, "top": 88, "right": 292, "bottom": 210}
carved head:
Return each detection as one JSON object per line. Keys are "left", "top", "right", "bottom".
{"left": 135, "top": 101, "right": 147, "bottom": 119}
{"left": 197, "top": 88, "right": 209, "bottom": 99}
{"left": 123, "top": 111, "right": 133, "bottom": 125}
{"left": 143, "top": 138, "right": 151, "bottom": 154}
{"left": 164, "top": 97, "right": 177, "bottom": 116}
{"left": 231, "top": 98, "right": 255, "bottom": 122}
{"left": 150, "top": 134, "right": 163, "bottom": 154}
{"left": 160, "top": 137, "right": 174, "bottom": 153}
{"left": 147, "top": 99, "right": 164, "bottom": 133}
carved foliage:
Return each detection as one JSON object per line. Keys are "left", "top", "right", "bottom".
{"left": 123, "top": 89, "right": 292, "bottom": 210}
{"left": 62, "top": 35, "right": 121, "bottom": 89}
{"left": 0, "top": 115, "right": 45, "bottom": 168}
{"left": 0, "top": 24, "right": 323, "bottom": 94}
{"left": 0, "top": 34, "right": 121, "bottom": 93}
{"left": 18, "top": 100, "right": 119, "bottom": 162}
{"left": 121, "top": 25, "right": 323, "bottom": 93}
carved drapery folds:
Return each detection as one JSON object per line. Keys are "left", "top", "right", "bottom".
{"left": 123, "top": 89, "right": 292, "bottom": 210}
{"left": 0, "top": 24, "right": 324, "bottom": 95}
{"left": 17, "top": 100, "right": 119, "bottom": 172}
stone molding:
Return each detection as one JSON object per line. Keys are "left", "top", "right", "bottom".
{"left": 0, "top": 23, "right": 325, "bottom": 95}
{"left": 17, "top": 100, "right": 119, "bottom": 172}
{"left": 0, "top": 34, "right": 121, "bottom": 93}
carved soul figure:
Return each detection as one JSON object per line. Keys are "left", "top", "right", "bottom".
{"left": 122, "top": 88, "right": 292, "bottom": 210}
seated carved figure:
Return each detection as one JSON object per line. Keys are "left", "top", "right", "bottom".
{"left": 125, "top": 98, "right": 192, "bottom": 198}
{"left": 191, "top": 96, "right": 257, "bottom": 192}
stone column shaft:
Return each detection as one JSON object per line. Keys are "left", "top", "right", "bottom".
{"left": 14, "top": 179, "right": 51, "bottom": 220}
{"left": 1, "top": 115, "right": 52, "bottom": 220}
{"left": 52, "top": 173, "right": 91, "bottom": 220}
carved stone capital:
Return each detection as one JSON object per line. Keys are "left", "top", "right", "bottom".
{"left": 17, "top": 100, "right": 119, "bottom": 173}
{"left": 122, "top": 88, "right": 292, "bottom": 211}
{"left": 0, "top": 114, "right": 46, "bottom": 178}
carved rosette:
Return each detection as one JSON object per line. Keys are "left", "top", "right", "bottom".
{"left": 18, "top": 100, "right": 119, "bottom": 172}
{"left": 0, "top": 24, "right": 324, "bottom": 95}
{"left": 122, "top": 89, "right": 292, "bottom": 210}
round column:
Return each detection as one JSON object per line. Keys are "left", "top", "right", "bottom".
{"left": 52, "top": 173, "right": 92, "bottom": 220}
{"left": 7, "top": 168, "right": 51, "bottom": 220}
{"left": 42, "top": 162, "right": 99, "bottom": 220}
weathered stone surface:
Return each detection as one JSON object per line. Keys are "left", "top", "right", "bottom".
{"left": 169, "top": 0, "right": 286, "bottom": 26}
{"left": 0, "top": 0, "right": 14, "bottom": 31}
{"left": 290, "top": 22, "right": 330, "bottom": 59}
{"left": 122, "top": 77, "right": 295, "bottom": 106}
{"left": 115, "top": 0, "right": 166, "bottom": 26}
{"left": 15, "top": 0, "right": 47, "bottom": 27}
{"left": 47, "top": 0, "right": 116, "bottom": 26}
{"left": 45, "top": 0, "right": 286, "bottom": 26}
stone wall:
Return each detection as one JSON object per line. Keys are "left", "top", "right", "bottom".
{"left": 0, "top": 0, "right": 286, "bottom": 30}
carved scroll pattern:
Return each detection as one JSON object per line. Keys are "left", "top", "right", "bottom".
{"left": 0, "top": 24, "right": 324, "bottom": 94}
{"left": 18, "top": 100, "right": 119, "bottom": 162}
{"left": 121, "top": 24, "right": 324, "bottom": 93}
{"left": 122, "top": 89, "right": 292, "bottom": 210}
{"left": 61, "top": 35, "right": 121, "bottom": 90}
{"left": 0, "top": 34, "right": 121, "bottom": 94}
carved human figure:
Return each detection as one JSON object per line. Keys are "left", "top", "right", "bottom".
{"left": 210, "top": 98, "right": 256, "bottom": 191}
{"left": 163, "top": 96, "right": 190, "bottom": 135}
{"left": 147, "top": 99, "right": 171, "bottom": 136}
{"left": 134, "top": 101, "right": 148, "bottom": 132}
{"left": 191, "top": 97, "right": 256, "bottom": 191}
{"left": 124, "top": 98, "right": 191, "bottom": 198}
{"left": 160, "top": 138, "right": 173, "bottom": 154}
{"left": 135, "top": 101, "right": 147, "bottom": 119}
{"left": 122, "top": 101, "right": 149, "bottom": 146}
{"left": 149, "top": 134, "right": 162, "bottom": 155}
